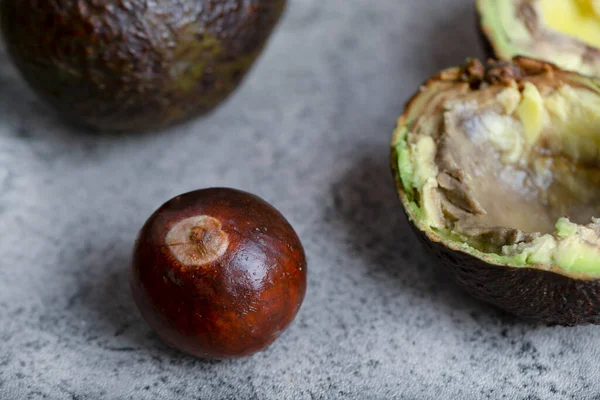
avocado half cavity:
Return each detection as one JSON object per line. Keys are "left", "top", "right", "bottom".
{"left": 477, "top": 0, "right": 600, "bottom": 77}
{"left": 391, "top": 57, "right": 600, "bottom": 325}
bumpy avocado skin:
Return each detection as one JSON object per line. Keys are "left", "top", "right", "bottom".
{"left": 412, "top": 221, "right": 600, "bottom": 326}
{"left": 390, "top": 57, "right": 600, "bottom": 326}
{"left": 0, "top": 0, "right": 285, "bottom": 132}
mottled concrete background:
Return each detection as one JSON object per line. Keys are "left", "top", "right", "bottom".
{"left": 1, "top": 0, "right": 599, "bottom": 399}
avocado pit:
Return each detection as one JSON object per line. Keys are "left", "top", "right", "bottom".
{"left": 131, "top": 188, "right": 307, "bottom": 358}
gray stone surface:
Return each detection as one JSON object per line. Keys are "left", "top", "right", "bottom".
{"left": 1, "top": 0, "right": 599, "bottom": 399}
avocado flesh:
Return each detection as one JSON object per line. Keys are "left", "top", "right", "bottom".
{"left": 395, "top": 60, "right": 600, "bottom": 276}
{"left": 477, "top": 0, "right": 600, "bottom": 76}
{"left": 539, "top": 0, "right": 600, "bottom": 48}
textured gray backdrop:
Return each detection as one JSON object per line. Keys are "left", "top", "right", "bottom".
{"left": 1, "top": 0, "right": 599, "bottom": 399}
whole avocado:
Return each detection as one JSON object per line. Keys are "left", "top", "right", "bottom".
{"left": 0, "top": 0, "right": 285, "bottom": 132}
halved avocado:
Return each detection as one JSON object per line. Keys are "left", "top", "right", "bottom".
{"left": 477, "top": 0, "right": 600, "bottom": 77}
{"left": 391, "top": 57, "right": 600, "bottom": 325}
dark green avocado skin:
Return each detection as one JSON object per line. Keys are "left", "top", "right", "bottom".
{"left": 0, "top": 0, "right": 285, "bottom": 132}
{"left": 408, "top": 220, "right": 600, "bottom": 326}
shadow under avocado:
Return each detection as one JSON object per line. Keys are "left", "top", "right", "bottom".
{"left": 331, "top": 147, "right": 526, "bottom": 326}
{"left": 322, "top": 2, "right": 528, "bottom": 325}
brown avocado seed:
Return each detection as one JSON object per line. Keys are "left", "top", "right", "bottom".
{"left": 130, "top": 188, "right": 307, "bottom": 359}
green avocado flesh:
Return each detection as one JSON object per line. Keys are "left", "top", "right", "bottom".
{"left": 393, "top": 59, "right": 600, "bottom": 276}
{"left": 478, "top": 0, "right": 600, "bottom": 77}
